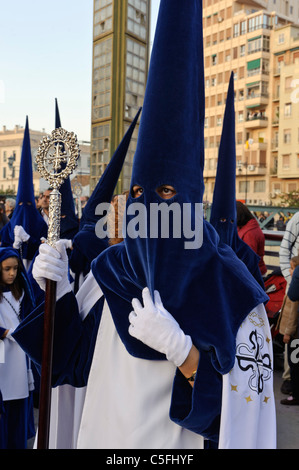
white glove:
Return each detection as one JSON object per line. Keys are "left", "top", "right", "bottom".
{"left": 13, "top": 225, "right": 30, "bottom": 249}
{"left": 129, "top": 287, "right": 192, "bottom": 367}
{"left": 32, "top": 239, "right": 72, "bottom": 300}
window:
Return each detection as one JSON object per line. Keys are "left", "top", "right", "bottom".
{"left": 254, "top": 180, "right": 266, "bottom": 193}
{"left": 127, "top": 0, "right": 148, "bottom": 40}
{"left": 282, "top": 154, "right": 290, "bottom": 169}
{"left": 240, "top": 44, "right": 245, "bottom": 56}
{"left": 125, "top": 38, "right": 147, "bottom": 118}
{"left": 240, "top": 21, "right": 247, "bottom": 35}
{"left": 288, "top": 183, "right": 297, "bottom": 192}
{"left": 92, "top": 37, "right": 112, "bottom": 120}
{"left": 285, "top": 76, "right": 293, "bottom": 90}
{"left": 94, "top": 0, "right": 113, "bottom": 37}
{"left": 284, "top": 103, "right": 292, "bottom": 117}
{"left": 278, "top": 33, "right": 285, "bottom": 44}
{"left": 283, "top": 129, "right": 291, "bottom": 144}
{"left": 239, "top": 181, "right": 250, "bottom": 193}
{"left": 212, "top": 54, "right": 217, "bottom": 65}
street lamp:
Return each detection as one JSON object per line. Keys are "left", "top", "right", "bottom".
{"left": 238, "top": 159, "right": 248, "bottom": 204}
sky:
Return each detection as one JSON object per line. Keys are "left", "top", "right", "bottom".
{"left": 0, "top": 0, "right": 161, "bottom": 142}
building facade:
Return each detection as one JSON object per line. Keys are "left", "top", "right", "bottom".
{"left": 90, "top": 0, "right": 151, "bottom": 193}
{"left": 0, "top": 125, "right": 90, "bottom": 197}
{"left": 202, "top": 0, "right": 299, "bottom": 206}
{"left": 271, "top": 24, "right": 299, "bottom": 201}
{"left": 0, "top": 125, "right": 45, "bottom": 196}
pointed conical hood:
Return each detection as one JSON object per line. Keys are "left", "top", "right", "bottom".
{"left": 130, "top": 0, "right": 205, "bottom": 200}
{"left": 80, "top": 107, "right": 141, "bottom": 228}
{"left": 0, "top": 117, "right": 48, "bottom": 259}
{"left": 16, "top": 116, "right": 35, "bottom": 206}
{"left": 54, "top": 99, "right": 78, "bottom": 239}
{"left": 210, "top": 74, "right": 264, "bottom": 286}
{"left": 210, "top": 73, "right": 236, "bottom": 243}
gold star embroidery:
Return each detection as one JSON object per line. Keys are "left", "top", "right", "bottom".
{"left": 231, "top": 384, "right": 238, "bottom": 392}
{"left": 263, "top": 396, "right": 270, "bottom": 404}
{"left": 266, "top": 337, "right": 271, "bottom": 344}
{"left": 248, "top": 311, "right": 265, "bottom": 328}
{"left": 245, "top": 395, "right": 253, "bottom": 403}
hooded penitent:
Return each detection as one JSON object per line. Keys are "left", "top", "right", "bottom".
{"left": 69, "top": 108, "right": 141, "bottom": 278}
{"left": 0, "top": 247, "right": 35, "bottom": 312}
{"left": 0, "top": 117, "right": 48, "bottom": 260}
{"left": 91, "top": 0, "right": 268, "bottom": 441}
{"left": 210, "top": 73, "right": 264, "bottom": 288}
{"left": 55, "top": 99, "right": 79, "bottom": 240}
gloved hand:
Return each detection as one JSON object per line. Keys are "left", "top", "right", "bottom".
{"left": 13, "top": 225, "right": 30, "bottom": 249}
{"left": 129, "top": 287, "right": 192, "bottom": 367}
{"left": 32, "top": 239, "right": 72, "bottom": 300}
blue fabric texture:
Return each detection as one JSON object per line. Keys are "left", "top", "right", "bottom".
{"left": 210, "top": 74, "right": 264, "bottom": 288}
{"left": 0, "top": 118, "right": 48, "bottom": 258}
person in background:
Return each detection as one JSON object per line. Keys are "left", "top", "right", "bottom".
{"left": 38, "top": 189, "right": 51, "bottom": 225}
{"left": 5, "top": 199, "right": 16, "bottom": 220}
{"left": 0, "top": 247, "right": 35, "bottom": 448}
{"left": 80, "top": 196, "right": 89, "bottom": 209}
{"left": 236, "top": 201, "right": 267, "bottom": 276}
{"left": 279, "top": 211, "right": 299, "bottom": 395}
{"left": 279, "top": 256, "right": 299, "bottom": 405}
{"left": 276, "top": 215, "right": 286, "bottom": 232}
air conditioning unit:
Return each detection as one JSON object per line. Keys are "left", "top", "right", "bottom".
{"left": 218, "top": 16, "right": 223, "bottom": 22}
{"left": 248, "top": 165, "right": 255, "bottom": 171}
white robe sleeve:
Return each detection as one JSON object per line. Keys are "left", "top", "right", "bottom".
{"left": 218, "top": 303, "right": 276, "bottom": 449}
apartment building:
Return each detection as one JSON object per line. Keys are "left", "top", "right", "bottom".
{"left": 90, "top": 0, "right": 150, "bottom": 193}
{"left": 0, "top": 125, "right": 45, "bottom": 195}
{"left": 0, "top": 125, "right": 91, "bottom": 196}
{"left": 271, "top": 23, "right": 299, "bottom": 202}
{"left": 202, "top": 0, "right": 299, "bottom": 205}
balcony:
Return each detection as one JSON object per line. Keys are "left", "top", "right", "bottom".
{"left": 245, "top": 114, "right": 268, "bottom": 129}
{"left": 246, "top": 92, "right": 269, "bottom": 107}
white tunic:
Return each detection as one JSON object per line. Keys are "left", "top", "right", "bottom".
{"left": 39, "top": 272, "right": 277, "bottom": 449}
{"left": 219, "top": 303, "right": 276, "bottom": 449}
{"left": 0, "top": 291, "right": 29, "bottom": 401}
{"left": 77, "top": 299, "right": 204, "bottom": 449}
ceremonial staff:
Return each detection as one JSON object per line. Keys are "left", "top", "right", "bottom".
{"left": 72, "top": 177, "right": 83, "bottom": 221}
{"left": 35, "top": 128, "right": 80, "bottom": 449}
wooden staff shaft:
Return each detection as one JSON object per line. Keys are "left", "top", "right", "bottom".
{"left": 37, "top": 278, "right": 57, "bottom": 449}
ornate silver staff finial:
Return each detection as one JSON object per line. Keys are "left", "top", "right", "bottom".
{"left": 36, "top": 127, "right": 80, "bottom": 247}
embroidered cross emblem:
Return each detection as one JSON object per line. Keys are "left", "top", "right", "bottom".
{"left": 48, "top": 142, "right": 67, "bottom": 172}
{"left": 235, "top": 329, "right": 272, "bottom": 394}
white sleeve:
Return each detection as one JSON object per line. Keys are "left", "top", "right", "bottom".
{"left": 279, "top": 213, "right": 299, "bottom": 283}
{"left": 75, "top": 271, "right": 104, "bottom": 321}
{"left": 218, "top": 303, "right": 276, "bottom": 449}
